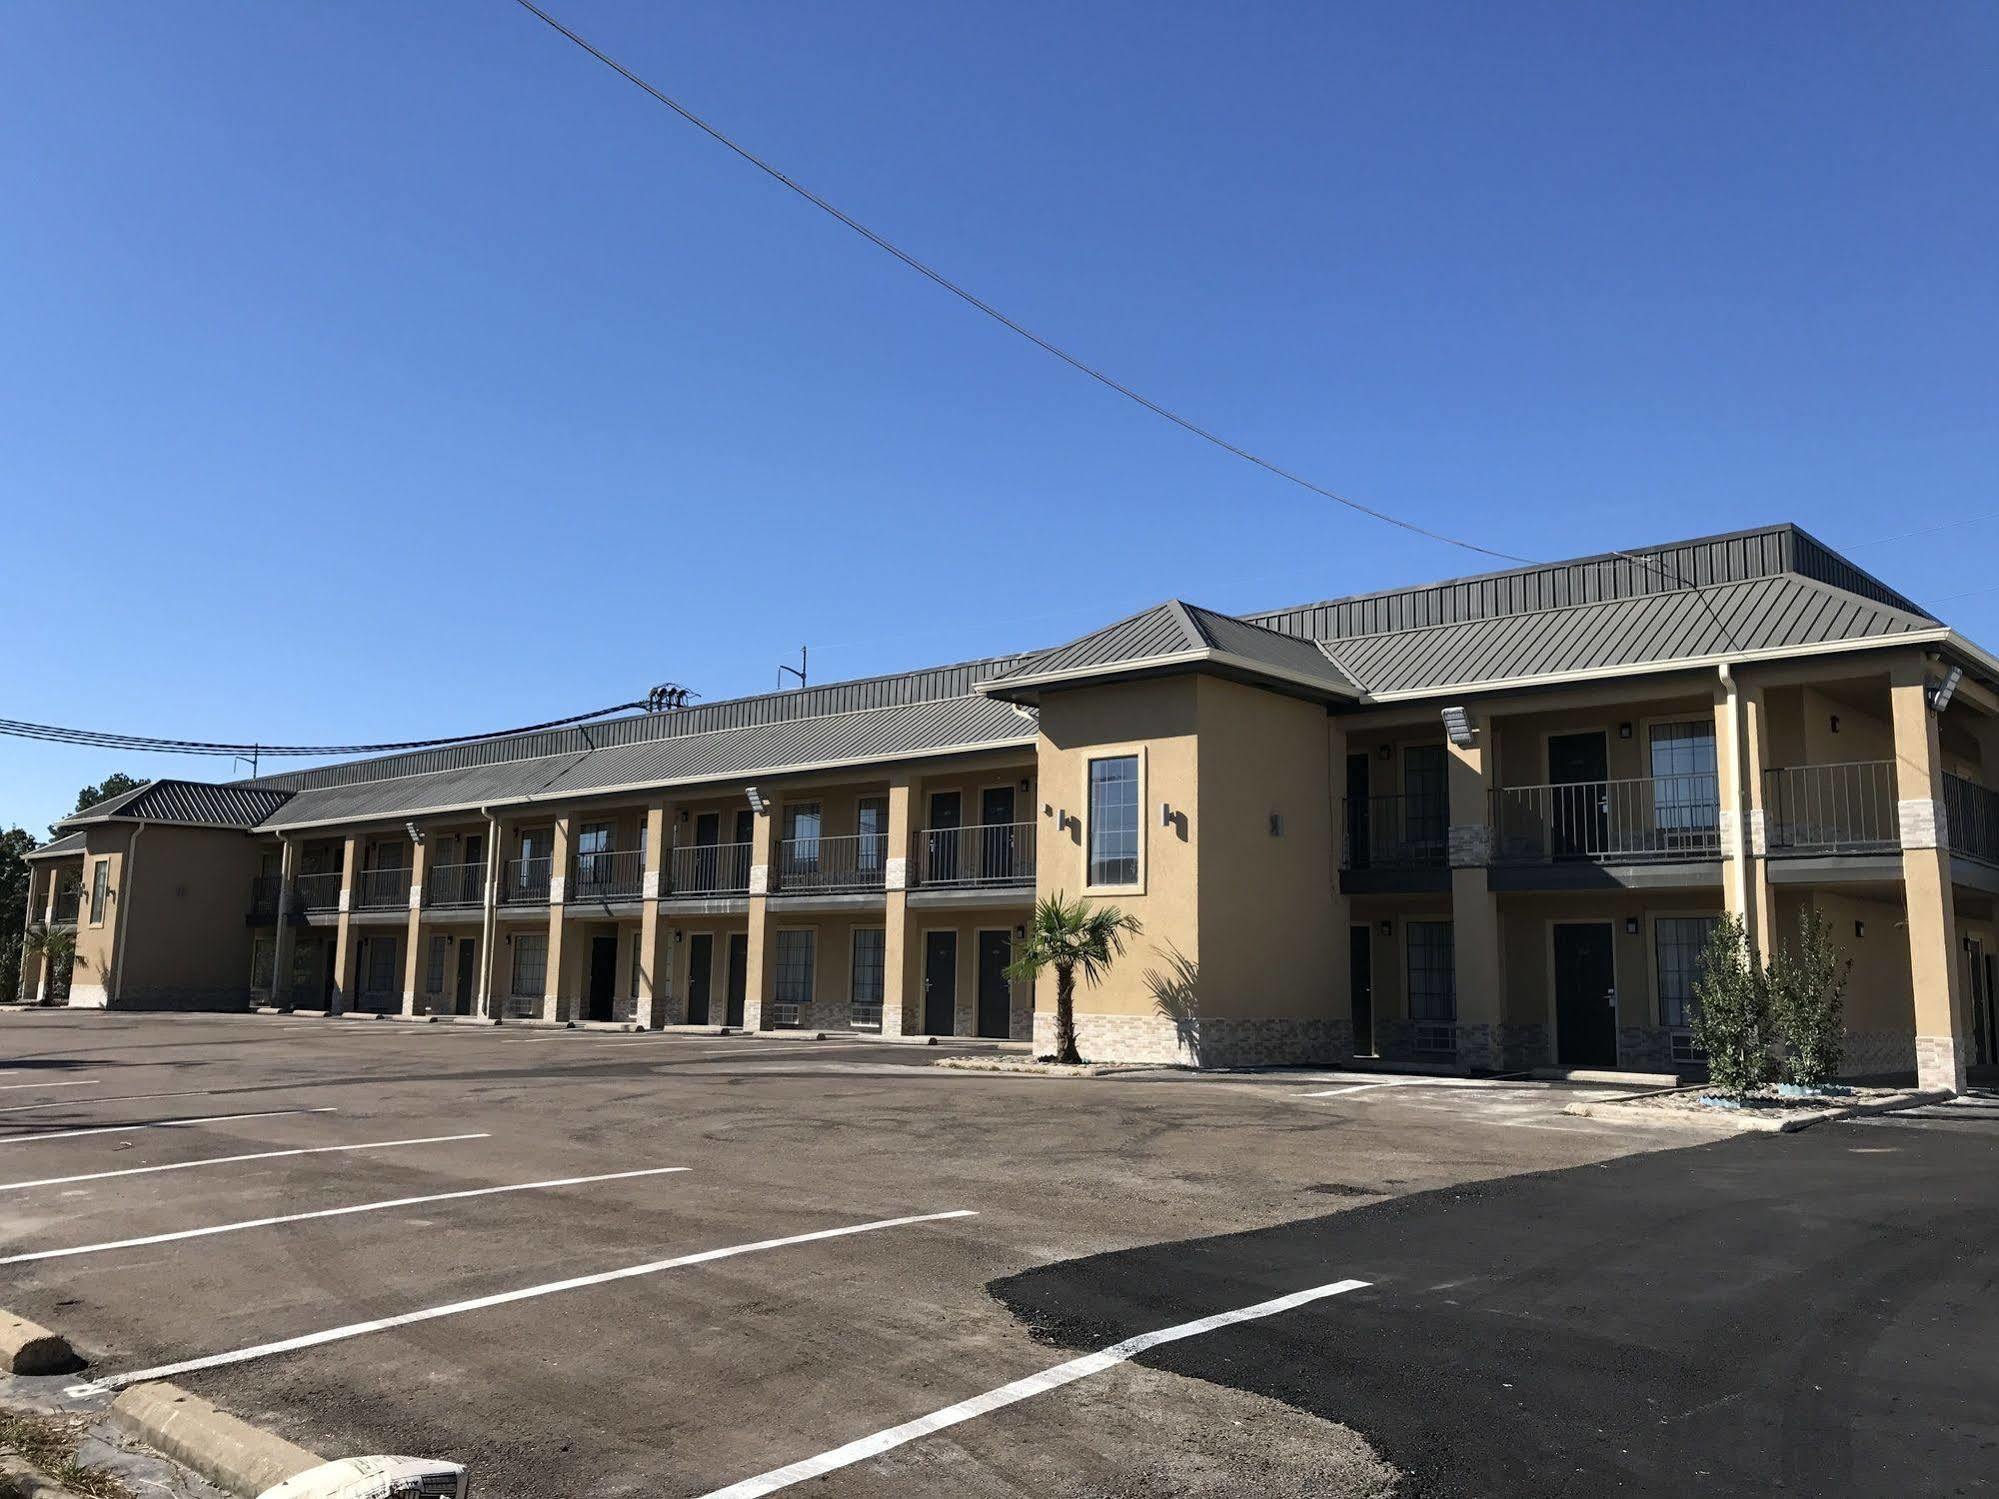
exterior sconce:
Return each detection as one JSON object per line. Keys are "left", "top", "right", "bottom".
{"left": 1624, "top": 917, "right": 1639, "bottom": 935}
{"left": 1929, "top": 666, "right": 1963, "bottom": 713}
{"left": 1377, "top": 744, "right": 1392, "bottom": 761}
{"left": 1161, "top": 802, "right": 1175, "bottom": 828}
{"left": 745, "top": 785, "right": 768, "bottom": 814}
{"left": 1441, "top": 706, "right": 1475, "bottom": 748}
{"left": 678, "top": 808, "right": 690, "bottom": 822}
{"left": 1014, "top": 924, "right": 1026, "bottom": 939}
{"left": 1018, "top": 777, "right": 1030, "bottom": 792}
{"left": 1268, "top": 813, "right": 1284, "bottom": 837}
{"left": 1830, "top": 715, "right": 1840, "bottom": 734}
{"left": 671, "top": 928, "right": 684, "bottom": 944}
{"left": 1378, "top": 919, "right": 1392, "bottom": 935}
{"left": 1618, "top": 722, "right": 1633, "bottom": 740}
{"left": 1854, "top": 920, "right": 1865, "bottom": 939}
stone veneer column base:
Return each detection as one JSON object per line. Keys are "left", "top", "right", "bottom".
{"left": 1915, "top": 1034, "right": 1967, "bottom": 1094}
{"left": 1036, "top": 1012, "right": 1353, "bottom": 1068}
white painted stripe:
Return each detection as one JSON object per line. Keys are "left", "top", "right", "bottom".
{"left": 0, "top": 1080, "right": 96, "bottom": 1093}
{"left": 71, "top": 1208, "right": 975, "bottom": 1393}
{"left": 1, "top": 1166, "right": 691, "bottom": 1265}
{"left": 0, "top": 1133, "right": 489, "bottom": 1193}
{"left": 0, "top": 1107, "right": 336, "bottom": 1146}
{"left": 1299, "top": 1081, "right": 1425, "bottom": 1098}
{"left": 0, "top": 1089, "right": 223, "bottom": 1115}
{"left": 696, "top": 1278, "right": 1371, "bottom": 1498}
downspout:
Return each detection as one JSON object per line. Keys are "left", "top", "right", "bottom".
{"left": 1718, "top": 664, "right": 1751, "bottom": 929}
{"left": 109, "top": 823, "right": 145, "bottom": 1006}
{"left": 478, "top": 807, "right": 501, "bottom": 1019}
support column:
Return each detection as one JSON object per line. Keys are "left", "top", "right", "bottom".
{"left": 330, "top": 835, "right": 360, "bottom": 1014}
{"left": 543, "top": 814, "right": 572, "bottom": 1023}
{"left": 1892, "top": 658, "right": 1966, "bottom": 1092}
{"left": 1446, "top": 708, "right": 1503, "bottom": 1070}
{"left": 1717, "top": 668, "right": 1777, "bottom": 958}
{"left": 637, "top": 800, "right": 672, "bottom": 1027}
{"left": 743, "top": 797, "right": 776, "bottom": 1032}
{"left": 880, "top": 773, "right": 915, "bottom": 1037}
{"left": 401, "top": 833, "right": 431, "bottom": 1016}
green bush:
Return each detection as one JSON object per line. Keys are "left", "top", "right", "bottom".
{"left": 1768, "top": 907, "right": 1851, "bottom": 1088}
{"left": 1689, "top": 915, "right": 1774, "bottom": 1096}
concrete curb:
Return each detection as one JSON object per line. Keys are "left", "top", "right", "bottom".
{"left": 1565, "top": 1087, "right": 1954, "bottom": 1134}
{"left": 109, "top": 1381, "right": 323, "bottom": 1498}
{"left": 0, "top": 1310, "right": 81, "bottom": 1375}
{"left": 933, "top": 1056, "right": 1145, "bottom": 1078}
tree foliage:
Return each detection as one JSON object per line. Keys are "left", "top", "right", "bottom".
{"left": 21, "top": 922, "right": 75, "bottom": 1004}
{"left": 0, "top": 827, "right": 36, "bottom": 1001}
{"left": 55, "top": 772, "right": 142, "bottom": 838}
{"left": 1689, "top": 914, "right": 1775, "bottom": 1096}
{"left": 1005, "top": 893, "right": 1142, "bottom": 1065}
{"left": 1768, "top": 906, "right": 1851, "bottom": 1088}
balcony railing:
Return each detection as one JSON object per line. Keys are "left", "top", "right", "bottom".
{"left": 774, "top": 833, "right": 888, "bottom": 894}
{"left": 355, "top": 867, "right": 411, "bottom": 911}
{"left": 502, "top": 856, "right": 552, "bottom": 905}
{"left": 916, "top": 821, "right": 1036, "bottom": 888}
{"left": 426, "top": 860, "right": 486, "bottom": 908}
{"left": 1490, "top": 775, "right": 1722, "bottom": 864}
{"left": 1944, "top": 773, "right": 1999, "bottom": 865}
{"left": 1763, "top": 761, "right": 1899, "bottom": 854}
{"left": 572, "top": 848, "right": 644, "bottom": 902}
{"left": 248, "top": 875, "right": 283, "bottom": 921}
{"left": 1342, "top": 794, "right": 1447, "bottom": 869}
{"left": 293, "top": 872, "right": 343, "bottom": 912}
{"left": 668, "top": 842, "right": 752, "bottom": 898}
{"left": 49, "top": 886, "right": 82, "bottom": 925}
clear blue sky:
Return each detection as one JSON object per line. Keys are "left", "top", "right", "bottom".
{"left": 4, "top": 1, "right": 1994, "bottom": 835}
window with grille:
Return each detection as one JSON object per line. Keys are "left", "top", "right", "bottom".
{"left": 850, "top": 928, "right": 885, "bottom": 1029}
{"left": 89, "top": 859, "right": 109, "bottom": 926}
{"left": 364, "top": 936, "right": 399, "bottom": 997}
{"left": 1655, "top": 915, "right": 1719, "bottom": 1036}
{"left": 1407, "top": 920, "right": 1456, "bottom": 1053}
{"left": 773, "top": 930, "right": 815, "bottom": 1027}
{"left": 251, "top": 937, "right": 275, "bottom": 992}
{"left": 1649, "top": 723, "right": 1719, "bottom": 844}
{"left": 857, "top": 797, "right": 888, "bottom": 870}
{"left": 1088, "top": 755, "right": 1140, "bottom": 886}
{"left": 511, "top": 934, "right": 548, "bottom": 997}
{"left": 426, "top": 935, "right": 450, "bottom": 996}
{"left": 1402, "top": 745, "right": 1448, "bottom": 859}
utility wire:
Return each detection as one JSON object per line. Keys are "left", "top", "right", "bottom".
{"left": 506, "top": 0, "right": 1531, "bottom": 567}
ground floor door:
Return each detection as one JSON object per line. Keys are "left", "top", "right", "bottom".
{"left": 924, "top": 931, "right": 957, "bottom": 1035}
{"left": 1350, "top": 925, "right": 1374, "bottom": 1056}
{"left": 976, "top": 931, "right": 1011, "bottom": 1038}
{"left": 587, "top": 935, "right": 618, "bottom": 1022}
{"left": 725, "top": 933, "right": 747, "bottom": 1027}
{"left": 454, "top": 938, "right": 477, "bottom": 1016}
{"left": 320, "top": 943, "right": 337, "bottom": 1008}
{"left": 686, "top": 934, "right": 713, "bottom": 1025}
{"left": 1967, "top": 939, "right": 1995, "bottom": 1068}
{"left": 1553, "top": 922, "right": 1618, "bottom": 1067}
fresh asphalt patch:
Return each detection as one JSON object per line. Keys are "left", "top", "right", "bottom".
{"left": 989, "top": 1116, "right": 1999, "bottom": 1498}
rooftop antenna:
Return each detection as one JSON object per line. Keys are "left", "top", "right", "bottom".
{"left": 232, "top": 743, "right": 261, "bottom": 778}
{"left": 779, "top": 646, "right": 807, "bottom": 691}
{"left": 645, "top": 683, "right": 697, "bottom": 713}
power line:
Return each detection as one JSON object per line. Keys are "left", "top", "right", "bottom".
{"left": 1845, "top": 510, "right": 1999, "bottom": 549}
{"left": 505, "top": 0, "right": 1531, "bottom": 567}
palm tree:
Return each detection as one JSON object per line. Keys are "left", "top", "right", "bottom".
{"left": 21, "top": 922, "right": 76, "bottom": 1005}
{"left": 1005, "top": 893, "right": 1142, "bottom": 1065}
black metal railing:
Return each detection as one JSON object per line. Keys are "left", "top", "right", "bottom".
{"left": 571, "top": 848, "right": 644, "bottom": 902}
{"left": 1944, "top": 773, "right": 1999, "bottom": 865}
{"left": 774, "top": 833, "right": 889, "bottom": 894}
{"left": 293, "top": 871, "right": 343, "bottom": 912}
{"left": 1490, "top": 775, "right": 1721, "bottom": 863}
{"left": 1342, "top": 794, "right": 1447, "bottom": 869}
{"left": 502, "top": 856, "right": 552, "bottom": 905}
{"left": 355, "top": 867, "right": 411, "bottom": 911}
{"left": 667, "top": 842, "right": 752, "bottom": 897}
{"left": 1763, "top": 761, "right": 1899, "bottom": 854}
{"left": 247, "top": 875, "right": 283, "bottom": 921}
{"left": 916, "top": 821, "right": 1036, "bottom": 887}
{"left": 426, "top": 860, "right": 486, "bottom": 908}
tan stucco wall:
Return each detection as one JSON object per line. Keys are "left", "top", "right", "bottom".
{"left": 70, "top": 828, "right": 132, "bottom": 1005}
{"left": 114, "top": 826, "right": 261, "bottom": 1007}
{"left": 1770, "top": 887, "right": 1914, "bottom": 1035}
{"left": 1498, "top": 892, "right": 1724, "bottom": 1032}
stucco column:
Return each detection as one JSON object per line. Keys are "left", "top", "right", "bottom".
{"left": 1326, "top": 719, "right": 1354, "bottom": 1059}
{"left": 1891, "top": 658, "right": 1966, "bottom": 1092}
{"left": 880, "top": 773, "right": 915, "bottom": 1037}
{"left": 1717, "top": 668, "right": 1776, "bottom": 958}
{"left": 543, "top": 814, "right": 573, "bottom": 1023}
{"left": 401, "top": 832, "right": 430, "bottom": 1016}
{"left": 637, "top": 800, "right": 672, "bottom": 1027}
{"left": 330, "top": 835, "right": 360, "bottom": 1014}
{"left": 743, "top": 799, "right": 776, "bottom": 1032}
{"left": 1446, "top": 710, "right": 1503, "bottom": 1070}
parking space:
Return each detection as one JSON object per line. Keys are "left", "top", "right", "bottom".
{"left": 0, "top": 1012, "right": 1703, "bottom": 1497}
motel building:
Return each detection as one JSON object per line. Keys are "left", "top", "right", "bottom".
{"left": 17, "top": 523, "right": 1999, "bottom": 1095}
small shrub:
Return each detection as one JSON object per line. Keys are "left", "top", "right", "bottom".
{"left": 1689, "top": 914, "right": 1774, "bottom": 1096}
{"left": 1769, "top": 907, "right": 1851, "bottom": 1088}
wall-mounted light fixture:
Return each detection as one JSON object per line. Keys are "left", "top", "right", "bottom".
{"left": 1624, "top": 916, "right": 1640, "bottom": 935}
{"left": 678, "top": 808, "right": 690, "bottom": 822}
{"left": 1014, "top": 924, "right": 1026, "bottom": 939}
{"left": 745, "top": 785, "right": 768, "bottom": 815}
{"left": 1269, "top": 812, "right": 1284, "bottom": 837}
{"left": 1618, "top": 722, "right": 1634, "bottom": 740}
{"left": 1441, "top": 705, "right": 1475, "bottom": 748}
{"left": 1854, "top": 920, "right": 1865, "bottom": 939}
{"left": 406, "top": 821, "right": 425, "bottom": 844}
{"left": 671, "top": 928, "right": 684, "bottom": 945}
{"left": 1161, "top": 802, "right": 1175, "bottom": 828}
{"left": 1019, "top": 777, "right": 1030, "bottom": 792}
{"left": 1830, "top": 714, "right": 1841, "bottom": 734}
{"left": 1377, "top": 743, "right": 1393, "bottom": 762}
{"left": 1378, "top": 919, "right": 1393, "bottom": 935}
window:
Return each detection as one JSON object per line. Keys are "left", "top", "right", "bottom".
{"left": 1088, "top": 755, "right": 1140, "bottom": 886}
{"left": 630, "top": 933, "right": 643, "bottom": 998}
{"left": 364, "top": 936, "right": 399, "bottom": 999}
{"left": 578, "top": 823, "right": 612, "bottom": 856}
{"left": 783, "top": 804, "right": 822, "bottom": 875}
{"left": 426, "top": 935, "right": 450, "bottom": 996}
{"left": 850, "top": 928, "right": 885, "bottom": 1029}
{"left": 1655, "top": 915, "right": 1719, "bottom": 1030}
{"left": 511, "top": 934, "right": 548, "bottom": 997}
{"left": 773, "top": 930, "right": 814, "bottom": 1027}
{"left": 857, "top": 797, "right": 888, "bottom": 870}
{"left": 1402, "top": 745, "right": 1448, "bottom": 858}
{"left": 1650, "top": 722, "right": 1719, "bottom": 843}
{"left": 251, "top": 936, "right": 275, "bottom": 993}
{"left": 88, "top": 859, "right": 110, "bottom": 926}
{"left": 1406, "top": 920, "right": 1456, "bottom": 1053}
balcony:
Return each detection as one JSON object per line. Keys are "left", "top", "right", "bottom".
{"left": 293, "top": 871, "right": 343, "bottom": 913}
{"left": 426, "top": 860, "right": 486, "bottom": 909}
{"left": 774, "top": 833, "right": 888, "bottom": 895}
{"left": 571, "top": 848, "right": 643, "bottom": 903}
{"left": 1342, "top": 794, "right": 1447, "bottom": 869}
{"left": 502, "top": 856, "right": 552, "bottom": 906}
{"left": 247, "top": 875, "right": 283, "bottom": 922}
{"left": 49, "top": 886, "right": 82, "bottom": 926}
{"left": 914, "top": 821, "right": 1036, "bottom": 889}
{"left": 1763, "top": 762, "right": 1899, "bottom": 855}
{"left": 1944, "top": 773, "right": 1999, "bottom": 866}
{"left": 667, "top": 842, "right": 752, "bottom": 898}
{"left": 354, "top": 867, "right": 411, "bottom": 911}
{"left": 1490, "top": 775, "right": 1722, "bottom": 864}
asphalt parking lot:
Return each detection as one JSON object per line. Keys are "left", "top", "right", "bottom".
{"left": 3, "top": 1012, "right": 1987, "bottom": 1498}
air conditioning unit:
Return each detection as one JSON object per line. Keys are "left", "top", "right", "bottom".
{"left": 258, "top": 1457, "right": 469, "bottom": 1499}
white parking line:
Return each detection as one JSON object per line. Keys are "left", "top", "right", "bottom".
{"left": 0, "top": 1088, "right": 239, "bottom": 1115}
{"left": 0, "top": 1080, "right": 96, "bottom": 1093}
{"left": 1299, "top": 1080, "right": 1427, "bottom": 1098}
{"left": 1, "top": 1165, "right": 691, "bottom": 1265}
{"left": 696, "top": 1278, "right": 1371, "bottom": 1498}
{"left": 0, "top": 1107, "right": 336, "bottom": 1146}
{"left": 0, "top": 1133, "right": 489, "bottom": 1193}
{"left": 70, "top": 1208, "right": 976, "bottom": 1393}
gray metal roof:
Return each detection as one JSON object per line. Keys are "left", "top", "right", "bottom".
{"left": 1316, "top": 572, "right": 1939, "bottom": 697}
{"left": 257, "top": 694, "right": 1036, "bottom": 831}
{"left": 60, "top": 780, "right": 296, "bottom": 831}
{"left": 25, "top": 832, "right": 86, "bottom": 862}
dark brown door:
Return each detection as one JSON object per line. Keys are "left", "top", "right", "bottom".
{"left": 1548, "top": 732, "right": 1610, "bottom": 858}
{"left": 1350, "top": 925, "right": 1373, "bottom": 1056}
{"left": 686, "top": 934, "right": 713, "bottom": 1025}
{"left": 454, "top": 938, "right": 477, "bottom": 1016}
{"left": 587, "top": 936, "right": 618, "bottom": 1022}
{"left": 976, "top": 931, "right": 1011, "bottom": 1038}
{"left": 725, "top": 933, "right": 748, "bottom": 1027}
{"left": 979, "top": 787, "right": 1017, "bottom": 883}
{"left": 1554, "top": 923, "right": 1618, "bottom": 1067}
{"left": 924, "top": 931, "right": 957, "bottom": 1035}
{"left": 1346, "top": 753, "right": 1371, "bottom": 868}
{"left": 928, "top": 792, "right": 962, "bottom": 883}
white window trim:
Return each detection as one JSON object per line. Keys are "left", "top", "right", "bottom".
{"left": 1082, "top": 745, "right": 1148, "bottom": 896}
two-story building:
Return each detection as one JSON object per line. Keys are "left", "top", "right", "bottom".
{"left": 21, "top": 523, "right": 1999, "bottom": 1094}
